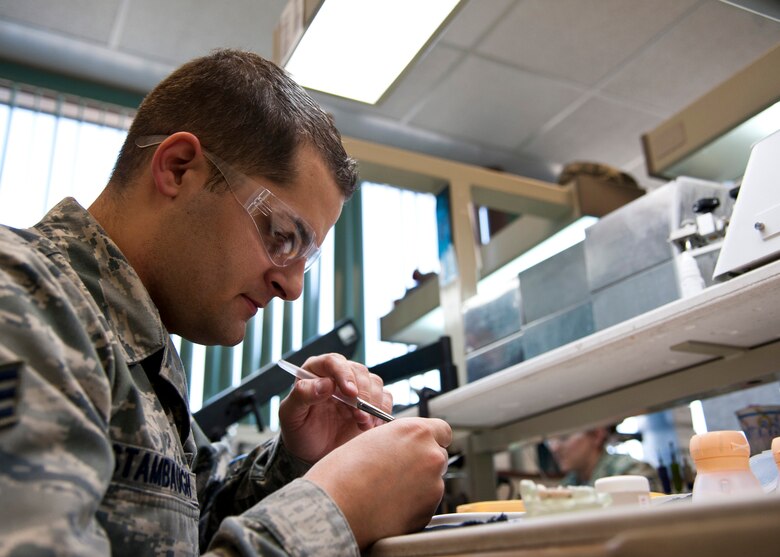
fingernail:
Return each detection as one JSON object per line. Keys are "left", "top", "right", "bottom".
{"left": 347, "top": 380, "right": 357, "bottom": 394}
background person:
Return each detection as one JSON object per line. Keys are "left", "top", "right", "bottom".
{"left": 0, "top": 49, "right": 451, "bottom": 556}
{"left": 546, "top": 426, "right": 662, "bottom": 492}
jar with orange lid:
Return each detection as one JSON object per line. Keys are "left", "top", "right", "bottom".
{"left": 689, "top": 431, "right": 763, "bottom": 502}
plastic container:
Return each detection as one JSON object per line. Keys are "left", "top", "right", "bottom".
{"left": 689, "top": 431, "right": 763, "bottom": 502}
{"left": 594, "top": 475, "right": 651, "bottom": 507}
{"left": 676, "top": 251, "right": 705, "bottom": 298}
{"left": 749, "top": 449, "right": 778, "bottom": 493}
{"left": 773, "top": 437, "right": 780, "bottom": 495}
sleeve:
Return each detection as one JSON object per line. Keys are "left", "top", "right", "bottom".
{"left": 207, "top": 478, "right": 360, "bottom": 557}
{"left": 197, "top": 434, "right": 358, "bottom": 556}
{"left": 598, "top": 452, "right": 665, "bottom": 494}
{"left": 196, "top": 435, "right": 308, "bottom": 544}
{"left": 0, "top": 243, "right": 115, "bottom": 555}
{"left": 624, "top": 460, "right": 665, "bottom": 494}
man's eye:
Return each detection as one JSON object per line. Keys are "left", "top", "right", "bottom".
{"left": 273, "top": 232, "right": 294, "bottom": 252}
{"left": 269, "top": 223, "right": 298, "bottom": 254}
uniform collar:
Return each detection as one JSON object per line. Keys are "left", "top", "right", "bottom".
{"left": 34, "top": 197, "right": 168, "bottom": 365}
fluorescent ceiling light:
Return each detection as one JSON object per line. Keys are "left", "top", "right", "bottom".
{"left": 281, "top": 0, "right": 461, "bottom": 104}
{"left": 719, "top": 0, "right": 780, "bottom": 22}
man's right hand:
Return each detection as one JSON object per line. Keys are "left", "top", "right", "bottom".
{"left": 304, "top": 417, "right": 452, "bottom": 549}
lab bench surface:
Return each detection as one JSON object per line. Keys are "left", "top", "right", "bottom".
{"left": 369, "top": 495, "right": 780, "bottom": 557}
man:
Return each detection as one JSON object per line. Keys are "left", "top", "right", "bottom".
{"left": 0, "top": 49, "right": 451, "bottom": 556}
{"left": 547, "top": 426, "right": 662, "bottom": 492}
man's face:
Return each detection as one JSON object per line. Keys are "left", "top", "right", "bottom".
{"left": 546, "top": 431, "right": 600, "bottom": 475}
{"left": 152, "top": 143, "right": 344, "bottom": 346}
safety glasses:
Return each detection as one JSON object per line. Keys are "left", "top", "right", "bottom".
{"left": 136, "top": 135, "right": 321, "bottom": 271}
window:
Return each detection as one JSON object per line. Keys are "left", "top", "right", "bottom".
{"left": 0, "top": 81, "right": 131, "bottom": 227}
{"left": 361, "top": 182, "right": 441, "bottom": 406}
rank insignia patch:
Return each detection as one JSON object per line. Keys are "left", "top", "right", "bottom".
{"left": 0, "top": 361, "right": 21, "bottom": 430}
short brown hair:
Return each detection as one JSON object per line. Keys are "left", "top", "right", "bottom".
{"left": 110, "top": 49, "right": 358, "bottom": 198}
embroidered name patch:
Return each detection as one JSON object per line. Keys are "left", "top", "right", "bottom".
{"left": 112, "top": 442, "right": 197, "bottom": 505}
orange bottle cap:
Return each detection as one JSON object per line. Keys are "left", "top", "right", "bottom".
{"left": 690, "top": 431, "right": 751, "bottom": 471}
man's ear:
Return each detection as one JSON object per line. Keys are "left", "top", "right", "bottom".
{"left": 149, "top": 132, "right": 206, "bottom": 199}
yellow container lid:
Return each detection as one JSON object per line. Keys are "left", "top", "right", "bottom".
{"left": 456, "top": 500, "right": 525, "bottom": 513}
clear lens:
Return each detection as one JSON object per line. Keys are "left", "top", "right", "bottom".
{"left": 204, "top": 151, "right": 320, "bottom": 270}
{"left": 244, "top": 189, "right": 321, "bottom": 269}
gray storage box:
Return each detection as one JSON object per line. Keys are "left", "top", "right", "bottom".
{"left": 522, "top": 302, "right": 594, "bottom": 360}
{"left": 518, "top": 242, "right": 589, "bottom": 323}
{"left": 585, "top": 177, "right": 733, "bottom": 292}
{"left": 592, "top": 260, "right": 680, "bottom": 331}
{"left": 466, "top": 333, "right": 524, "bottom": 383}
{"left": 462, "top": 279, "right": 523, "bottom": 353}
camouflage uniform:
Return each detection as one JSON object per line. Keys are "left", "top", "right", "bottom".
{"left": 561, "top": 451, "right": 664, "bottom": 493}
{"left": 0, "top": 198, "right": 358, "bottom": 556}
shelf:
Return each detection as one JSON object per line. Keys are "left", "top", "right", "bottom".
{"left": 378, "top": 214, "right": 572, "bottom": 345}
{"left": 346, "top": 136, "right": 577, "bottom": 371}
{"left": 379, "top": 277, "right": 443, "bottom": 345}
{"left": 413, "top": 257, "right": 780, "bottom": 432}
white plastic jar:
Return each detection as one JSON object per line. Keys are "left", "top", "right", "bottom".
{"left": 594, "top": 475, "right": 651, "bottom": 507}
{"left": 772, "top": 437, "right": 780, "bottom": 496}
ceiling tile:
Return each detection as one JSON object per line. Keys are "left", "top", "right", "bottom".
{"left": 410, "top": 55, "right": 583, "bottom": 150}
{"left": 0, "top": 0, "right": 121, "bottom": 44}
{"left": 439, "top": 0, "right": 515, "bottom": 49}
{"left": 524, "top": 96, "right": 661, "bottom": 168}
{"left": 374, "top": 44, "right": 464, "bottom": 120}
{"left": 603, "top": 1, "right": 780, "bottom": 112}
{"left": 117, "top": 0, "right": 286, "bottom": 65}
{"left": 477, "top": 0, "right": 700, "bottom": 86}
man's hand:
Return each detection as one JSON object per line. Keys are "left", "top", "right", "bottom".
{"left": 304, "top": 417, "right": 452, "bottom": 549}
{"left": 278, "top": 354, "right": 393, "bottom": 464}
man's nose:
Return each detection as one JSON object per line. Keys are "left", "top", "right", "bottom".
{"left": 268, "top": 261, "right": 305, "bottom": 301}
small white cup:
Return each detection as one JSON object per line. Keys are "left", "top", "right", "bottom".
{"left": 595, "top": 475, "right": 651, "bottom": 507}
